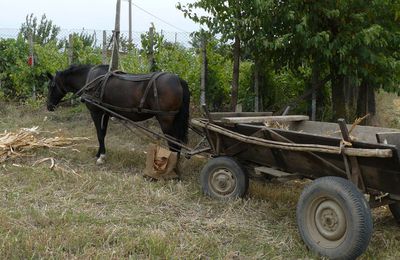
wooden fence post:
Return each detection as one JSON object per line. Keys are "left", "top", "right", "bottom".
{"left": 102, "top": 30, "right": 107, "bottom": 64}
{"left": 200, "top": 35, "right": 207, "bottom": 107}
{"left": 148, "top": 26, "right": 156, "bottom": 72}
{"left": 29, "top": 32, "right": 36, "bottom": 100}
{"left": 68, "top": 34, "right": 73, "bottom": 65}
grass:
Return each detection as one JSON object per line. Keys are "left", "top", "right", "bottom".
{"left": 0, "top": 101, "right": 400, "bottom": 259}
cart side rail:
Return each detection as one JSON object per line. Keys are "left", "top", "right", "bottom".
{"left": 191, "top": 119, "right": 393, "bottom": 158}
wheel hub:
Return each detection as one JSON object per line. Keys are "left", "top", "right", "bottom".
{"left": 210, "top": 168, "right": 236, "bottom": 195}
{"left": 315, "top": 200, "right": 346, "bottom": 241}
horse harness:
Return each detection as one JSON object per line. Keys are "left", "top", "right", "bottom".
{"left": 79, "top": 69, "right": 179, "bottom": 116}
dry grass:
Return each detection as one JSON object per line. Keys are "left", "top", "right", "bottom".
{"left": 0, "top": 101, "right": 399, "bottom": 259}
{"left": 373, "top": 91, "right": 400, "bottom": 128}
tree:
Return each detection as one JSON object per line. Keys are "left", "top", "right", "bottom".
{"left": 178, "top": 0, "right": 247, "bottom": 111}
{"left": 257, "top": 0, "right": 400, "bottom": 121}
{"left": 19, "top": 14, "right": 60, "bottom": 45}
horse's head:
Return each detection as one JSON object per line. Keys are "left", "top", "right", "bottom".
{"left": 46, "top": 72, "right": 66, "bottom": 111}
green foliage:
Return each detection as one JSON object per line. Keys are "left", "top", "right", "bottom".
{"left": 140, "top": 24, "right": 165, "bottom": 71}
{"left": 19, "top": 14, "right": 60, "bottom": 45}
{"left": 120, "top": 49, "right": 150, "bottom": 74}
{"left": 0, "top": 14, "right": 67, "bottom": 100}
{"left": 8, "top": 41, "right": 68, "bottom": 99}
{"left": 204, "top": 39, "right": 232, "bottom": 111}
{"left": 0, "top": 37, "right": 29, "bottom": 98}
{"left": 238, "top": 61, "right": 253, "bottom": 111}
{"left": 70, "top": 37, "right": 102, "bottom": 65}
{"left": 156, "top": 43, "right": 201, "bottom": 102}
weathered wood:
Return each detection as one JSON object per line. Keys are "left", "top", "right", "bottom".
{"left": 210, "top": 112, "right": 273, "bottom": 120}
{"left": 338, "top": 118, "right": 366, "bottom": 191}
{"left": 376, "top": 132, "right": 400, "bottom": 162}
{"left": 102, "top": 30, "right": 107, "bottom": 64}
{"left": 110, "top": 0, "right": 121, "bottom": 71}
{"left": 191, "top": 119, "right": 393, "bottom": 158}
{"left": 221, "top": 115, "right": 309, "bottom": 124}
{"left": 343, "top": 148, "right": 392, "bottom": 157}
{"left": 266, "top": 128, "right": 347, "bottom": 176}
{"left": 202, "top": 104, "right": 213, "bottom": 123}
{"left": 200, "top": 36, "right": 207, "bottom": 107}
{"left": 264, "top": 130, "right": 288, "bottom": 170}
{"left": 254, "top": 166, "right": 299, "bottom": 178}
{"left": 289, "top": 120, "right": 400, "bottom": 143}
{"left": 68, "top": 34, "right": 73, "bottom": 65}
{"left": 223, "top": 129, "right": 264, "bottom": 156}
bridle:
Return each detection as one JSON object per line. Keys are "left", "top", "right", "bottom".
{"left": 52, "top": 77, "right": 68, "bottom": 96}
{"left": 49, "top": 71, "right": 105, "bottom": 107}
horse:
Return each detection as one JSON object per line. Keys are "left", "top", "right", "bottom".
{"left": 46, "top": 64, "right": 190, "bottom": 164}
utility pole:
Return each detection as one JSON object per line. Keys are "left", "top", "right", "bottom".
{"left": 110, "top": 0, "right": 121, "bottom": 71}
{"left": 128, "top": 0, "right": 132, "bottom": 45}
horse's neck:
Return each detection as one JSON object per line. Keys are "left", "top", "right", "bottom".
{"left": 64, "top": 68, "right": 91, "bottom": 93}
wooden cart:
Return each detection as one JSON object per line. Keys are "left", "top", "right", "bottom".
{"left": 191, "top": 113, "right": 400, "bottom": 259}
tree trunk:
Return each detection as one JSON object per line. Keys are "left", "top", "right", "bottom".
{"left": 357, "top": 81, "right": 376, "bottom": 125}
{"left": 311, "top": 63, "right": 319, "bottom": 121}
{"left": 231, "top": 33, "right": 240, "bottom": 111}
{"left": 331, "top": 71, "right": 347, "bottom": 120}
{"left": 254, "top": 64, "right": 259, "bottom": 112}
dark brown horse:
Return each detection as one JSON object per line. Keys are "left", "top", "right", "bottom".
{"left": 46, "top": 64, "right": 190, "bottom": 164}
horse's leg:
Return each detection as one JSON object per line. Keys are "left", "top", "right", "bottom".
{"left": 89, "top": 110, "right": 110, "bottom": 164}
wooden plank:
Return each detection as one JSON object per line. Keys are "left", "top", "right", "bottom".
{"left": 265, "top": 128, "right": 347, "bottom": 176}
{"left": 376, "top": 132, "right": 400, "bottom": 162}
{"left": 290, "top": 120, "right": 400, "bottom": 143}
{"left": 254, "top": 166, "right": 299, "bottom": 178}
{"left": 210, "top": 112, "right": 273, "bottom": 120}
{"left": 221, "top": 115, "right": 309, "bottom": 124}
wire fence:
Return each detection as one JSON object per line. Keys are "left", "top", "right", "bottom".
{"left": 0, "top": 28, "right": 193, "bottom": 49}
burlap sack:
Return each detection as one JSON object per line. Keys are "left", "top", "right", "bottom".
{"left": 143, "top": 144, "right": 178, "bottom": 180}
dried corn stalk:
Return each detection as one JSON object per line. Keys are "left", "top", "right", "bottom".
{"left": 0, "top": 127, "right": 88, "bottom": 163}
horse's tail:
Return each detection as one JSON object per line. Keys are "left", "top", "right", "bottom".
{"left": 174, "top": 78, "right": 190, "bottom": 144}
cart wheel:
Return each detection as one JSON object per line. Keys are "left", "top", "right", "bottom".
{"left": 296, "top": 176, "right": 373, "bottom": 259}
{"left": 389, "top": 202, "right": 400, "bottom": 224}
{"left": 200, "top": 156, "right": 248, "bottom": 199}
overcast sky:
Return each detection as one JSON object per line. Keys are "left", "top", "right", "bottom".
{"left": 0, "top": 0, "right": 201, "bottom": 32}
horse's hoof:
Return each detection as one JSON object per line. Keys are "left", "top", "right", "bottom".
{"left": 96, "top": 154, "right": 106, "bottom": 165}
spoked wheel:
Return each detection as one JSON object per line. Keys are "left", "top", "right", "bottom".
{"left": 200, "top": 156, "right": 248, "bottom": 199}
{"left": 389, "top": 202, "right": 400, "bottom": 224}
{"left": 297, "top": 176, "right": 373, "bottom": 259}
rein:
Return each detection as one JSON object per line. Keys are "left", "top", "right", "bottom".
{"left": 55, "top": 74, "right": 104, "bottom": 106}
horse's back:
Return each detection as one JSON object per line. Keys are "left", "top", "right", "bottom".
{"left": 86, "top": 65, "right": 109, "bottom": 83}
{"left": 105, "top": 72, "right": 183, "bottom": 111}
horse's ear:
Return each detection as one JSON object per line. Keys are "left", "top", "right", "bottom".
{"left": 46, "top": 72, "right": 53, "bottom": 80}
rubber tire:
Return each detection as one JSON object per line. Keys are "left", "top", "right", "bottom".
{"left": 389, "top": 202, "right": 400, "bottom": 224}
{"left": 200, "top": 156, "right": 248, "bottom": 199}
{"left": 296, "top": 176, "right": 373, "bottom": 260}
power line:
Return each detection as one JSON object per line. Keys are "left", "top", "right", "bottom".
{"left": 130, "top": 2, "right": 189, "bottom": 33}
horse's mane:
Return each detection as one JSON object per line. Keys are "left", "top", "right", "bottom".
{"left": 59, "top": 64, "right": 94, "bottom": 77}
